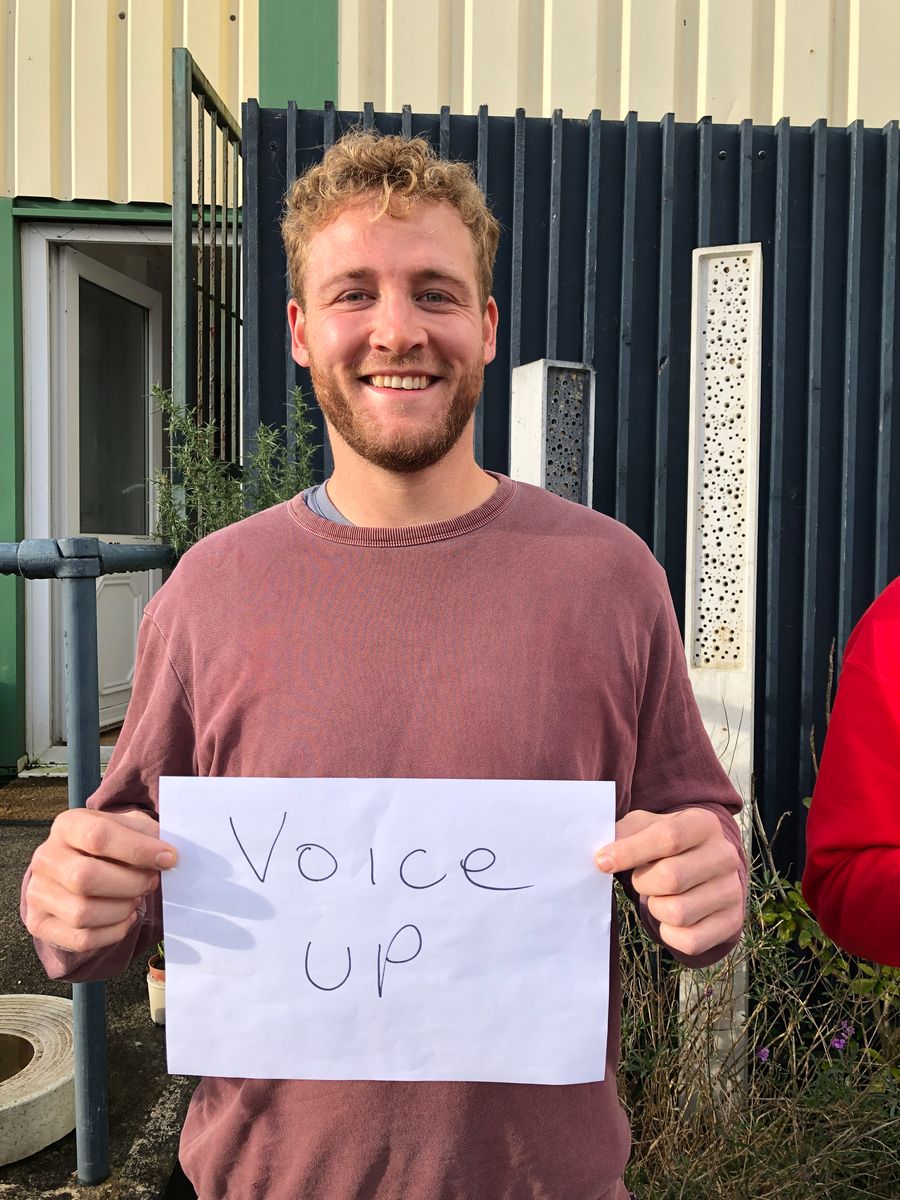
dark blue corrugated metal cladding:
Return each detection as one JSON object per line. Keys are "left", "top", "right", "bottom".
{"left": 242, "top": 105, "right": 900, "bottom": 875}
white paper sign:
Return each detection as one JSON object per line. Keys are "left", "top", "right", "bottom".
{"left": 158, "top": 777, "right": 615, "bottom": 1085}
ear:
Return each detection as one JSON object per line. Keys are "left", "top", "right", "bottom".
{"left": 482, "top": 296, "right": 499, "bottom": 366}
{"left": 287, "top": 298, "right": 310, "bottom": 368}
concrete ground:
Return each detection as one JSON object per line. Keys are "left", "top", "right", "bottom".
{"left": 0, "top": 779, "right": 197, "bottom": 1199}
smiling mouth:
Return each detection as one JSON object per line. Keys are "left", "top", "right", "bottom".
{"left": 362, "top": 374, "right": 436, "bottom": 390}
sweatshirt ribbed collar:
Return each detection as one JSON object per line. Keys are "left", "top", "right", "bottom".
{"left": 287, "top": 472, "right": 517, "bottom": 547}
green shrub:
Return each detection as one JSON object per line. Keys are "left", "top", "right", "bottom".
{"left": 153, "top": 386, "right": 315, "bottom": 555}
{"left": 620, "top": 810, "right": 900, "bottom": 1199}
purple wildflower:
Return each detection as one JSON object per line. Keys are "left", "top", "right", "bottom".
{"left": 756, "top": 1047, "right": 770, "bottom": 1062}
{"left": 840, "top": 1020, "right": 855, "bottom": 1038}
{"left": 830, "top": 1037, "right": 846, "bottom": 1051}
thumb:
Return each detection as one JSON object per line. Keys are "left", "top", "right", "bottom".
{"left": 105, "top": 808, "right": 165, "bottom": 837}
{"left": 595, "top": 809, "right": 662, "bottom": 871}
{"left": 611, "top": 809, "right": 661, "bottom": 841}
{"left": 103, "top": 808, "right": 178, "bottom": 864}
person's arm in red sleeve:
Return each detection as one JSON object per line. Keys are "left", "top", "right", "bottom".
{"left": 802, "top": 582, "right": 900, "bottom": 966}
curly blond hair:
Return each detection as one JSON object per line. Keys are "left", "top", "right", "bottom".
{"left": 281, "top": 129, "right": 500, "bottom": 310}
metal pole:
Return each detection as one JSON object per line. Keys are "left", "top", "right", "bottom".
{"left": 59, "top": 537, "right": 109, "bottom": 1185}
{"left": 0, "top": 538, "right": 175, "bottom": 1185}
{"left": 172, "top": 47, "right": 194, "bottom": 419}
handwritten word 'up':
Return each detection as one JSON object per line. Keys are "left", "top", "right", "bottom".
{"left": 303, "top": 923, "right": 423, "bottom": 997}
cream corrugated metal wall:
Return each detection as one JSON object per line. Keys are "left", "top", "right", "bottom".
{"left": 6, "top": 1, "right": 899, "bottom": 203}
{"left": 339, "top": 0, "right": 900, "bottom": 127}
{"left": 0, "top": 0, "right": 259, "bottom": 204}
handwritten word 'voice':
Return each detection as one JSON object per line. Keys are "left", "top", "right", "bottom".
{"left": 227, "top": 813, "right": 534, "bottom": 894}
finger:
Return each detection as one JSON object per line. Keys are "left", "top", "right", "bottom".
{"left": 630, "top": 838, "right": 740, "bottom": 898}
{"left": 596, "top": 809, "right": 714, "bottom": 874}
{"left": 105, "top": 809, "right": 166, "bottom": 839}
{"left": 52, "top": 808, "right": 177, "bottom": 871}
{"left": 31, "top": 839, "right": 158, "bottom": 900}
{"left": 646, "top": 874, "right": 744, "bottom": 929}
{"left": 599, "top": 808, "right": 658, "bottom": 848}
{"left": 25, "top": 908, "right": 141, "bottom": 955}
{"left": 658, "top": 905, "right": 745, "bottom": 959}
{"left": 26, "top": 873, "right": 144, "bottom": 931}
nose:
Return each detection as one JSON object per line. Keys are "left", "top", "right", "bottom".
{"left": 369, "top": 291, "right": 427, "bottom": 357}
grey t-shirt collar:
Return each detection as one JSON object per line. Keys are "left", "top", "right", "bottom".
{"left": 301, "top": 481, "right": 352, "bottom": 525}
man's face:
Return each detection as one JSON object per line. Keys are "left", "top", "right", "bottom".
{"left": 287, "top": 199, "right": 498, "bottom": 474}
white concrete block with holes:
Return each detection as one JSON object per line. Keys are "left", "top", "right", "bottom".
{"left": 686, "top": 244, "right": 762, "bottom": 828}
{"left": 509, "top": 360, "right": 595, "bottom": 506}
{"left": 682, "top": 242, "right": 763, "bottom": 1095}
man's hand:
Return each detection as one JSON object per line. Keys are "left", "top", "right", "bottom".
{"left": 24, "top": 808, "right": 177, "bottom": 954}
{"left": 595, "top": 808, "right": 744, "bottom": 957}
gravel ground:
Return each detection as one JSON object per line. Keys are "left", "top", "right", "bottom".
{"left": 0, "top": 779, "right": 196, "bottom": 1198}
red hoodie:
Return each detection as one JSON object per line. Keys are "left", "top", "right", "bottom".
{"left": 802, "top": 576, "right": 900, "bottom": 966}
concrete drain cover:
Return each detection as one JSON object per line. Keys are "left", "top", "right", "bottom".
{"left": 0, "top": 994, "right": 75, "bottom": 1165}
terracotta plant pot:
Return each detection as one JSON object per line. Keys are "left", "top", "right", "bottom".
{"left": 147, "top": 953, "right": 166, "bottom": 1026}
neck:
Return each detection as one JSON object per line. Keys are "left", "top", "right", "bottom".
{"left": 323, "top": 423, "right": 497, "bottom": 527}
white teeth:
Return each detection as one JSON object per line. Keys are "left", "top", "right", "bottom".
{"left": 368, "top": 375, "right": 431, "bottom": 389}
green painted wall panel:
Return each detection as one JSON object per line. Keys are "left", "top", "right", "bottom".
{"left": 260, "top": 0, "right": 338, "bottom": 109}
{"left": 13, "top": 199, "right": 173, "bottom": 223}
{"left": 0, "top": 198, "right": 24, "bottom": 773}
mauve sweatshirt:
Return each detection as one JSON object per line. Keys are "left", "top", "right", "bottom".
{"left": 24, "top": 474, "right": 745, "bottom": 1200}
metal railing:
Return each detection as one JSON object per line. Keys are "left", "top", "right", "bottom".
{"left": 172, "top": 48, "right": 242, "bottom": 463}
{"left": 0, "top": 539, "right": 175, "bottom": 1185}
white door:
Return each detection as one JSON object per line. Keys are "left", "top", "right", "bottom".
{"left": 57, "top": 248, "right": 164, "bottom": 733}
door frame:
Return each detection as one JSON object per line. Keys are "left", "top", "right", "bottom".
{"left": 59, "top": 245, "right": 164, "bottom": 547}
{"left": 21, "top": 222, "right": 172, "bottom": 763}
{"left": 58, "top": 246, "right": 164, "bottom": 735}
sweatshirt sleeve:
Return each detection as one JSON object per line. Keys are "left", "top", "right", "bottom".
{"left": 623, "top": 588, "right": 748, "bottom": 969}
{"left": 802, "top": 645, "right": 900, "bottom": 966}
{"left": 21, "top": 611, "right": 197, "bottom": 982}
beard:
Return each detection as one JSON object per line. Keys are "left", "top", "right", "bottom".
{"left": 307, "top": 351, "right": 485, "bottom": 474}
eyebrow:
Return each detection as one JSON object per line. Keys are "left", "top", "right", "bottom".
{"left": 319, "top": 267, "right": 474, "bottom": 297}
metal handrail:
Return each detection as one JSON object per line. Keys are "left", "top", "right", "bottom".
{"left": 1, "top": 538, "right": 175, "bottom": 1185}
{"left": 172, "top": 47, "right": 242, "bottom": 464}
{"left": 0, "top": 538, "right": 175, "bottom": 578}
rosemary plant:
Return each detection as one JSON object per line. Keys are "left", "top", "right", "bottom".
{"left": 153, "top": 386, "right": 316, "bottom": 556}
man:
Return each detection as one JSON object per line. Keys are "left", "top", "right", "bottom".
{"left": 23, "top": 131, "right": 745, "bottom": 1199}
